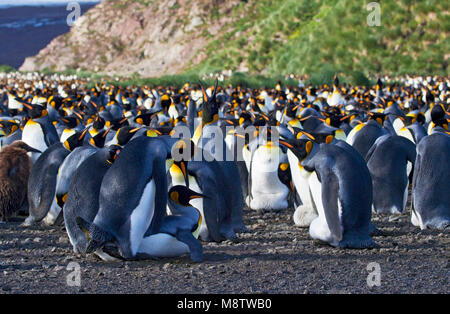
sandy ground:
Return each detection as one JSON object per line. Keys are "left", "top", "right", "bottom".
{"left": 0, "top": 204, "right": 448, "bottom": 294}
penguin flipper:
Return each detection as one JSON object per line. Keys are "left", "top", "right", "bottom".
{"left": 196, "top": 176, "right": 222, "bottom": 242}
{"left": 319, "top": 169, "right": 343, "bottom": 243}
{"left": 176, "top": 230, "right": 203, "bottom": 262}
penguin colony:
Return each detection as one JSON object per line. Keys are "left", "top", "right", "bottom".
{"left": 0, "top": 71, "right": 448, "bottom": 262}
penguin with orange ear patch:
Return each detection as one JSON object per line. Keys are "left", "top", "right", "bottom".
{"left": 18, "top": 99, "right": 59, "bottom": 161}
{"left": 0, "top": 141, "right": 40, "bottom": 221}
{"left": 347, "top": 112, "right": 390, "bottom": 159}
{"left": 0, "top": 120, "right": 22, "bottom": 149}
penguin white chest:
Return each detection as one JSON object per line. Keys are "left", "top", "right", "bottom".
{"left": 138, "top": 233, "right": 189, "bottom": 257}
{"left": 308, "top": 172, "right": 343, "bottom": 247}
{"left": 129, "top": 179, "right": 156, "bottom": 256}
{"left": 22, "top": 122, "right": 47, "bottom": 152}
{"left": 248, "top": 146, "right": 288, "bottom": 210}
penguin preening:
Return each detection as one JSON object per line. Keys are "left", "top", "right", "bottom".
{"left": 136, "top": 185, "right": 205, "bottom": 262}
{"left": 24, "top": 129, "right": 88, "bottom": 226}
{"left": 0, "top": 141, "right": 41, "bottom": 221}
{"left": 64, "top": 144, "right": 122, "bottom": 257}
{"left": 85, "top": 136, "right": 189, "bottom": 259}
{"left": 280, "top": 137, "right": 377, "bottom": 248}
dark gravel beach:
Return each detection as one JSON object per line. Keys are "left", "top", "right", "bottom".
{"left": 0, "top": 202, "right": 448, "bottom": 294}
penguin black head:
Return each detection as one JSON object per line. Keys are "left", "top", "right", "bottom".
{"left": 160, "top": 94, "right": 171, "bottom": 111}
{"left": 106, "top": 144, "right": 121, "bottom": 164}
{"left": 170, "top": 138, "right": 197, "bottom": 186}
{"left": 333, "top": 74, "right": 339, "bottom": 88}
{"left": 59, "top": 115, "right": 80, "bottom": 128}
{"left": 21, "top": 102, "right": 48, "bottom": 119}
{"left": 279, "top": 135, "right": 315, "bottom": 161}
{"left": 89, "top": 128, "right": 111, "bottom": 148}
{"left": 105, "top": 116, "right": 129, "bottom": 131}
{"left": 64, "top": 128, "right": 88, "bottom": 151}
{"left": 168, "top": 185, "right": 205, "bottom": 207}
{"left": 92, "top": 115, "right": 105, "bottom": 130}
{"left": 431, "top": 104, "right": 446, "bottom": 123}
{"left": 367, "top": 112, "right": 387, "bottom": 126}
{"left": 0, "top": 121, "right": 20, "bottom": 136}
{"left": 115, "top": 126, "right": 141, "bottom": 146}
{"left": 376, "top": 78, "right": 383, "bottom": 91}
{"left": 199, "top": 79, "right": 219, "bottom": 125}
{"left": 134, "top": 110, "right": 160, "bottom": 126}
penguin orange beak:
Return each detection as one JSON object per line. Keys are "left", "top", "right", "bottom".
{"left": 279, "top": 140, "right": 293, "bottom": 149}
{"left": 73, "top": 111, "right": 83, "bottom": 121}
{"left": 21, "top": 102, "right": 33, "bottom": 110}
{"left": 189, "top": 194, "right": 205, "bottom": 200}
{"left": 174, "top": 160, "right": 189, "bottom": 187}
{"left": 102, "top": 128, "right": 111, "bottom": 138}
{"left": 78, "top": 128, "right": 89, "bottom": 141}
{"left": 129, "top": 127, "right": 142, "bottom": 134}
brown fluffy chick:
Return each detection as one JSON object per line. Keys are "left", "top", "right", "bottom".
{"left": 0, "top": 141, "right": 40, "bottom": 221}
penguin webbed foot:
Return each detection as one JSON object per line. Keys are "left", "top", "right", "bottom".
{"left": 22, "top": 215, "right": 36, "bottom": 226}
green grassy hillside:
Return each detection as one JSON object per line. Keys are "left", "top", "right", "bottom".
{"left": 191, "top": 0, "right": 449, "bottom": 78}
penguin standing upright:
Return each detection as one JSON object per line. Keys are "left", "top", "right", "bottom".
{"left": 280, "top": 137, "right": 377, "bottom": 248}
{"left": 366, "top": 135, "right": 416, "bottom": 214}
{"left": 0, "top": 141, "right": 40, "bottom": 221}
{"left": 411, "top": 132, "right": 450, "bottom": 229}
{"left": 193, "top": 80, "right": 246, "bottom": 233}
{"left": 243, "top": 128, "right": 289, "bottom": 211}
{"left": 19, "top": 101, "right": 59, "bottom": 162}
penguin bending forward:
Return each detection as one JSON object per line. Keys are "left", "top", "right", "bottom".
{"left": 137, "top": 185, "right": 205, "bottom": 262}
{"left": 280, "top": 137, "right": 377, "bottom": 248}
{"left": 86, "top": 136, "right": 189, "bottom": 259}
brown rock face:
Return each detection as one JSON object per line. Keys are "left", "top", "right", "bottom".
{"left": 20, "top": 0, "right": 240, "bottom": 77}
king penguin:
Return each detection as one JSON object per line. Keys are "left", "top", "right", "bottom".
{"left": 85, "top": 136, "right": 189, "bottom": 259}
{"left": 411, "top": 132, "right": 450, "bottom": 229}
{"left": 23, "top": 129, "right": 88, "bottom": 226}
{"left": 19, "top": 100, "right": 59, "bottom": 162}
{"left": 44, "top": 129, "right": 112, "bottom": 226}
{"left": 136, "top": 185, "right": 205, "bottom": 262}
{"left": 280, "top": 137, "right": 377, "bottom": 248}
{"left": 64, "top": 144, "right": 122, "bottom": 256}
{"left": 192, "top": 80, "right": 247, "bottom": 233}
{"left": 366, "top": 135, "right": 416, "bottom": 214}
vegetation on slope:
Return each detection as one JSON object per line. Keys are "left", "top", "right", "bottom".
{"left": 191, "top": 0, "right": 449, "bottom": 77}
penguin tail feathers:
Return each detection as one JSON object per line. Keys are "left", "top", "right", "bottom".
{"left": 86, "top": 223, "right": 113, "bottom": 254}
